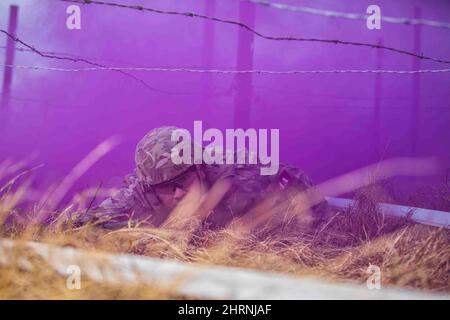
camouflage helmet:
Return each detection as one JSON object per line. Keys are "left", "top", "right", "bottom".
{"left": 135, "top": 126, "right": 194, "bottom": 186}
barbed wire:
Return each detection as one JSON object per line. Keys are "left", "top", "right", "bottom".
{"left": 0, "top": 45, "right": 129, "bottom": 65}
{"left": 0, "top": 43, "right": 221, "bottom": 96}
{"left": 1, "top": 45, "right": 75, "bottom": 57}
{"left": 3, "top": 64, "right": 450, "bottom": 75}
{"left": 243, "top": 0, "right": 450, "bottom": 29}
{"left": 60, "top": 0, "right": 450, "bottom": 65}
{"left": 0, "top": 28, "right": 178, "bottom": 95}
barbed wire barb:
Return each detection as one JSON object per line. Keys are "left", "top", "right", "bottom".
{"left": 0, "top": 28, "right": 179, "bottom": 95}
{"left": 60, "top": 0, "right": 450, "bottom": 65}
{"left": 243, "top": 0, "right": 450, "bottom": 29}
{"left": 4, "top": 64, "right": 450, "bottom": 75}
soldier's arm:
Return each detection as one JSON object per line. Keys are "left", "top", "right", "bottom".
{"left": 75, "top": 174, "right": 152, "bottom": 229}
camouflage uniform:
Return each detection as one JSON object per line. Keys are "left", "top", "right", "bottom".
{"left": 79, "top": 126, "right": 327, "bottom": 229}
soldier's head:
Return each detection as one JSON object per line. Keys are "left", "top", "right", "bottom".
{"left": 135, "top": 126, "right": 201, "bottom": 208}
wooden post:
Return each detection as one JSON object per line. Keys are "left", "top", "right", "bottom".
{"left": 233, "top": 1, "right": 255, "bottom": 129}
{"left": 411, "top": 7, "right": 421, "bottom": 155}
{"left": 373, "top": 39, "right": 383, "bottom": 162}
{"left": 1, "top": 5, "right": 19, "bottom": 109}
{"left": 201, "top": 0, "right": 216, "bottom": 114}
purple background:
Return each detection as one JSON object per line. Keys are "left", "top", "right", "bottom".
{"left": 0, "top": 0, "right": 449, "bottom": 202}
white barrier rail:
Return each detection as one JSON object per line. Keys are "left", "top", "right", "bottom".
{"left": 0, "top": 239, "right": 448, "bottom": 300}
{"left": 326, "top": 197, "right": 450, "bottom": 229}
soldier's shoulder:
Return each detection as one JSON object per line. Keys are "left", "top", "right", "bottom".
{"left": 119, "top": 171, "right": 161, "bottom": 209}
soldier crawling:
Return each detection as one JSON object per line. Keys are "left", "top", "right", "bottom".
{"left": 76, "top": 126, "right": 328, "bottom": 232}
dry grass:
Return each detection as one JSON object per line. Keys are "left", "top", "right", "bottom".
{"left": 0, "top": 161, "right": 449, "bottom": 299}
{"left": 0, "top": 258, "right": 187, "bottom": 299}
